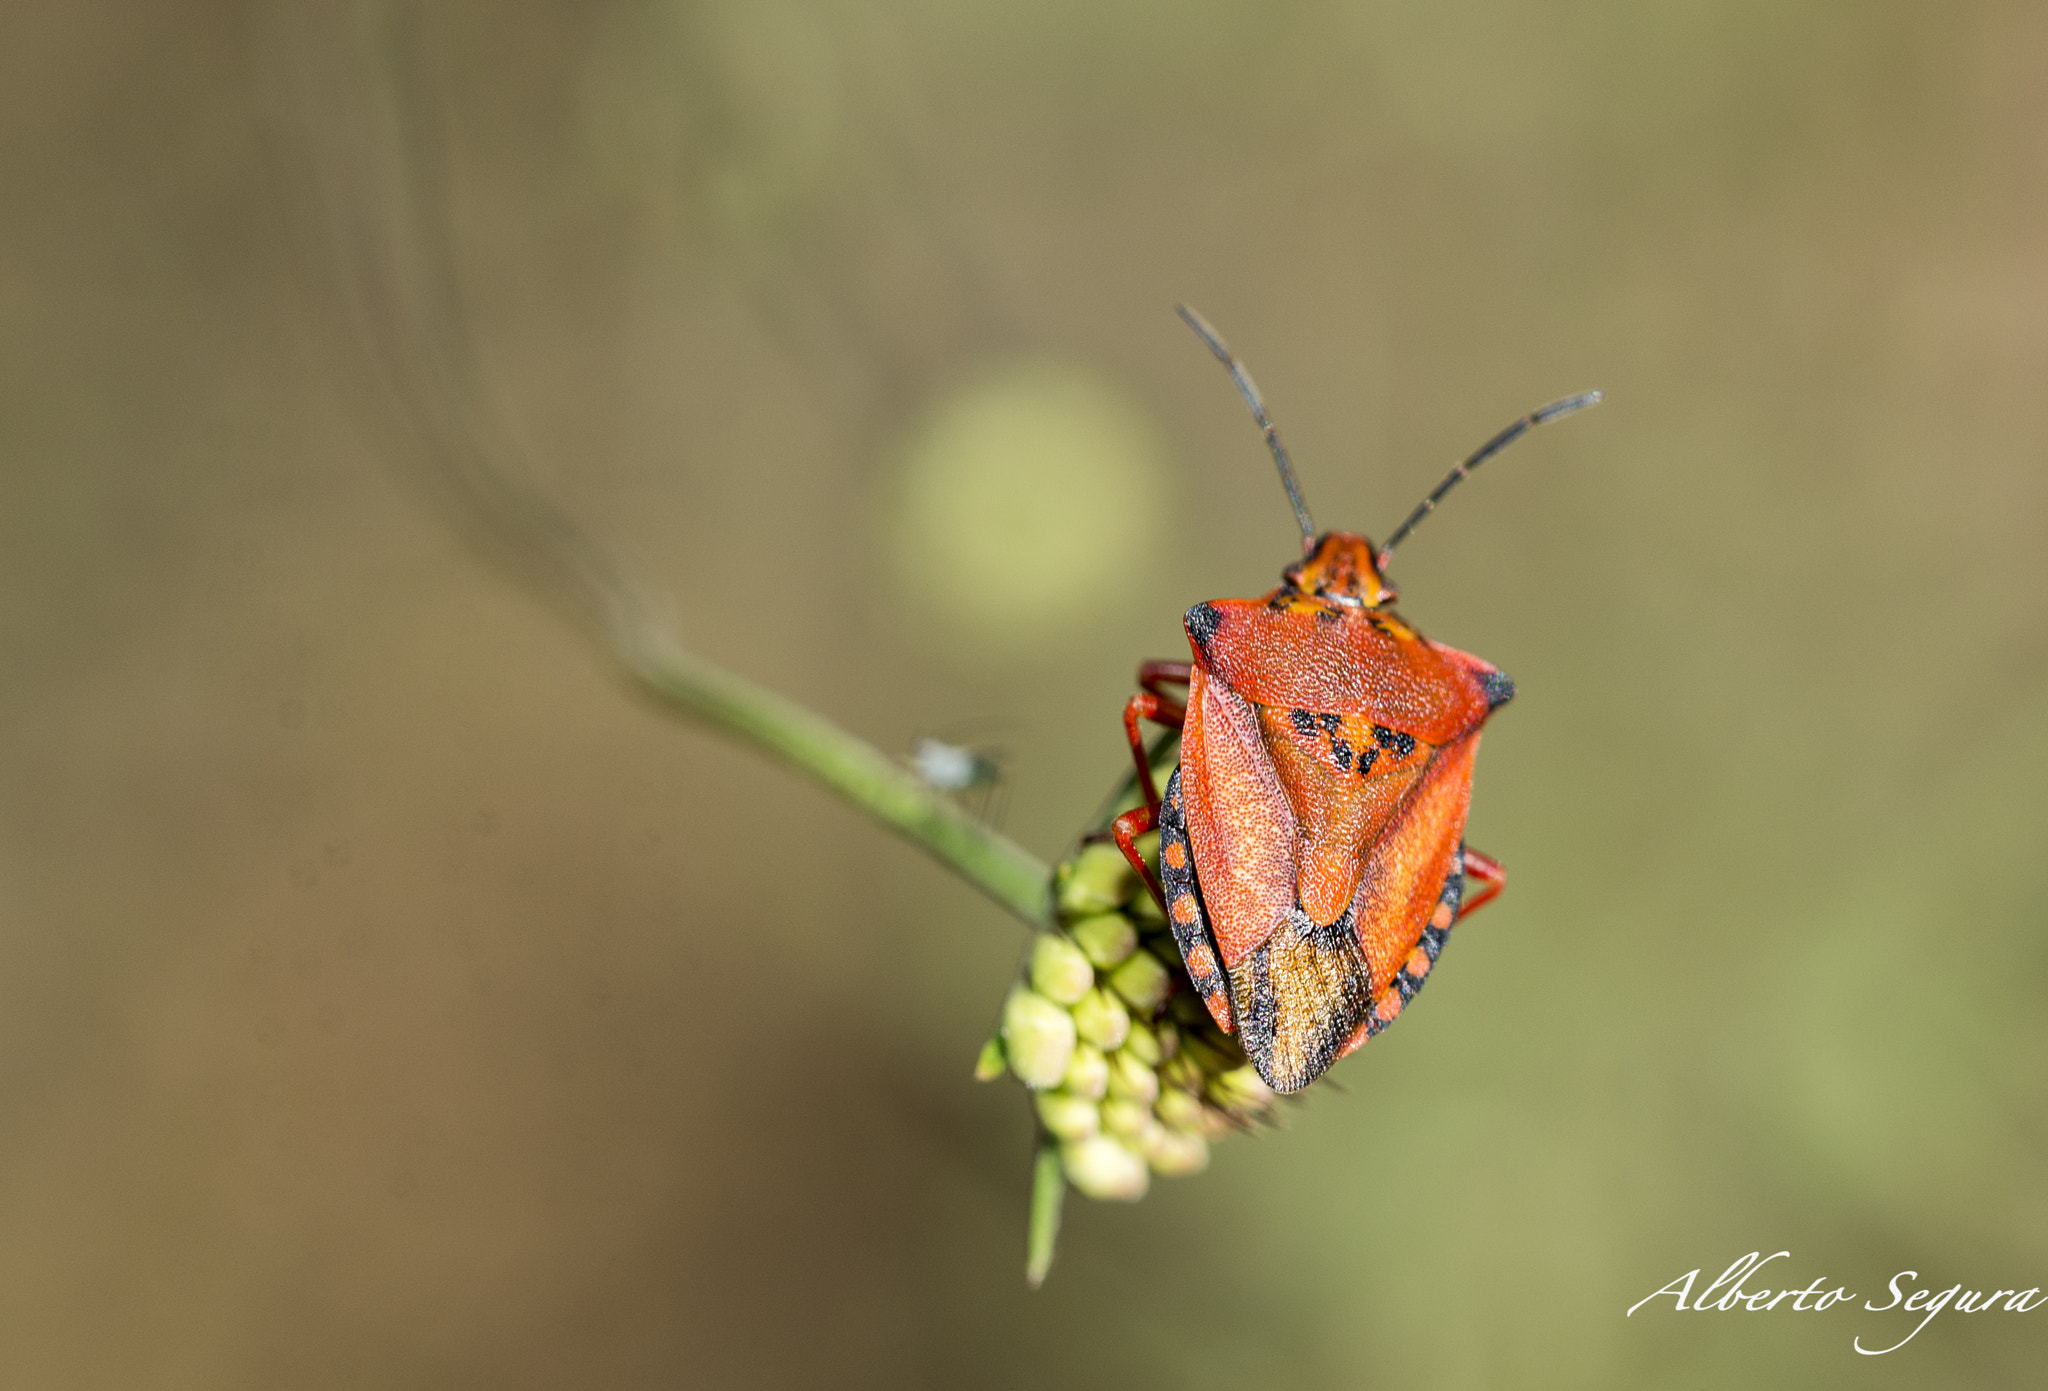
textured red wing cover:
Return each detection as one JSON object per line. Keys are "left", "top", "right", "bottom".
{"left": 1194, "top": 600, "right": 1492, "bottom": 746}
{"left": 1184, "top": 666, "right": 1480, "bottom": 976}
{"left": 1178, "top": 663, "right": 1295, "bottom": 969}
{"left": 1349, "top": 732, "right": 1476, "bottom": 999}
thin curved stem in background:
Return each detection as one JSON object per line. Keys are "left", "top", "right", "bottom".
{"left": 271, "top": 2, "right": 1052, "bottom": 930}
{"left": 616, "top": 622, "right": 1052, "bottom": 927}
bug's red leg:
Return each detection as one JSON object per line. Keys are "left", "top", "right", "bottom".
{"left": 1138, "top": 660, "right": 1192, "bottom": 703}
{"left": 1111, "top": 803, "right": 1165, "bottom": 910}
{"left": 1112, "top": 661, "right": 1191, "bottom": 911}
{"left": 1120, "top": 689, "right": 1186, "bottom": 814}
{"left": 1460, "top": 848, "right": 1506, "bottom": 917}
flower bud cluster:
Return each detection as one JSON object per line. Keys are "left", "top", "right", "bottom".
{"left": 979, "top": 836, "right": 1277, "bottom": 1201}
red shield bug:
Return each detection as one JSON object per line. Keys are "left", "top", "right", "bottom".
{"left": 1111, "top": 306, "right": 1600, "bottom": 1093}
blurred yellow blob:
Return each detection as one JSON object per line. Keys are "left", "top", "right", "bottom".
{"left": 892, "top": 361, "right": 1166, "bottom": 651}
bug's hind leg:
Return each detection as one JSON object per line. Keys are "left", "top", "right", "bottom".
{"left": 1460, "top": 847, "right": 1505, "bottom": 916}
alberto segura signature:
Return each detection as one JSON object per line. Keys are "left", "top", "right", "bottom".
{"left": 1626, "top": 1251, "right": 2044, "bottom": 1355}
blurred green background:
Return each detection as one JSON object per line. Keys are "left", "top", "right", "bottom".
{"left": 3, "top": 2, "right": 2046, "bottom": 1386}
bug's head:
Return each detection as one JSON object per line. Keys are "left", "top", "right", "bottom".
{"left": 1282, "top": 532, "right": 1398, "bottom": 607}
{"left": 1172, "top": 305, "right": 1601, "bottom": 603}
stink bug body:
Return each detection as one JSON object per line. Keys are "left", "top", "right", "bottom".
{"left": 1111, "top": 307, "right": 1599, "bottom": 1094}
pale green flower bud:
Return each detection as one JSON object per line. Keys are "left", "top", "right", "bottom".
{"left": 1061, "top": 1043, "right": 1110, "bottom": 1100}
{"left": 1133, "top": 829, "right": 1160, "bottom": 874}
{"left": 1128, "top": 1112, "right": 1170, "bottom": 1159}
{"left": 1030, "top": 932, "right": 1094, "bottom": 1006}
{"left": 1066, "top": 912, "right": 1137, "bottom": 968}
{"left": 1056, "top": 842, "right": 1136, "bottom": 916}
{"left": 1207, "top": 1063, "right": 1276, "bottom": 1117}
{"left": 1099, "top": 1095, "right": 1151, "bottom": 1138}
{"left": 1001, "top": 986, "right": 1076, "bottom": 1089}
{"left": 1121, "top": 1019, "right": 1162, "bottom": 1067}
{"left": 1158, "top": 1052, "right": 1203, "bottom": 1094}
{"left": 1034, "top": 1089, "right": 1100, "bottom": 1141}
{"left": 999, "top": 792, "right": 1326, "bottom": 1252}
{"left": 1070, "top": 986, "right": 1130, "bottom": 1051}
{"left": 1061, "top": 1134, "right": 1151, "bottom": 1202}
{"left": 1105, "top": 1049, "right": 1160, "bottom": 1107}
{"left": 1154, "top": 1085, "right": 1207, "bottom": 1133}
{"left": 1128, "top": 832, "right": 1166, "bottom": 924}
{"left": 1142, "top": 926, "right": 1182, "bottom": 957}
{"left": 1180, "top": 1030, "right": 1244, "bottom": 1076}
{"left": 1144, "top": 1127, "right": 1210, "bottom": 1177}
{"left": 1106, "top": 949, "right": 1171, "bottom": 1015}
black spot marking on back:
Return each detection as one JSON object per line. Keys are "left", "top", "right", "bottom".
{"left": 1371, "top": 724, "right": 1416, "bottom": 758}
{"left": 1330, "top": 739, "right": 1353, "bottom": 771}
{"left": 1289, "top": 708, "right": 1316, "bottom": 736}
{"left": 1317, "top": 712, "right": 1341, "bottom": 735}
{"left": 1355, "top": 745, "right": 1380, "bottom": 777}
{"left": 1185, "top": 602, "right": 1223, "bottom": 650}
{"left": 1479, "top": 669, "right": 1516, "bottom": 709}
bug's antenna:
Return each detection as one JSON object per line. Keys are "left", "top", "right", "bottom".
{"left": 1176, "top": 305, "right": 1318, "bottom": 554}
{"left": 1375, "top": 391, "right": 1603, "bottom": 566}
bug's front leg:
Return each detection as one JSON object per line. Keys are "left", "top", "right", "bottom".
{"left": 1138, "top": 659, "right": 1191, "bottom": 705}
{"left": 1460, "top": 847, "right": 1506, "bottom": 917}
{"left": 1122, "top": 661, "right": 1190, "bottom": 812}
{"left": 1111, "top": 660, "right": 1191, "bottom": 910}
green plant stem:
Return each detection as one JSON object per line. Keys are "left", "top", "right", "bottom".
{"left": 617, "top": 624, "right": 1054, "bottom": 930}
{"left": 286, "top": 7, "right": 1054, "bottom": 934}
{"left": 1025, "top": 1139, "right": 1065, "bottom": 1289}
